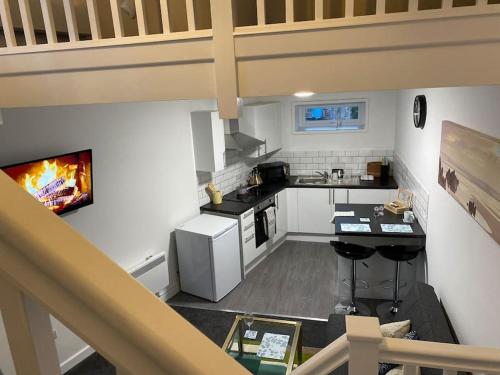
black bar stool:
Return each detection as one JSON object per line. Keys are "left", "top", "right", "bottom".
{"left": 330, "top": 241, "right": 376, "bottom": 315}
{"left": 376, "top": 245, "right": 425, "bottom": 314}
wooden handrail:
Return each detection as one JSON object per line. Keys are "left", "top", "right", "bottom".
{"left": 380, "top": 338, "right": 500, "bottom": 373}
{"left": 0, "top": 171, "right": 249, "bottom": 374}
{"left": 291, "top": 334, "right": 349, "bottom": 375}
{"left": 292, "top": 316, "right": 500, "bottom": 375}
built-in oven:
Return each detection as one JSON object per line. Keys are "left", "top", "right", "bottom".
{"left": 254, "top": 196, "right": 276, "bottom": 248}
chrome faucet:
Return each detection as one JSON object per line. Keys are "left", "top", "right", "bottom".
{"left": 315, "top": 171, "right": 329, "bottom": 180}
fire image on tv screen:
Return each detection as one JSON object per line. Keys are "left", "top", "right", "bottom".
{"left": 2, "top": 149, "right": 93, "bottom": 215}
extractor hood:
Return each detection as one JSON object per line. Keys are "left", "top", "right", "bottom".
{"left": 224, "top": 119, "right": 265, "bottom": 152}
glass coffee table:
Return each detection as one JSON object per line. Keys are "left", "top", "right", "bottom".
{"left": 223, "top": 315, "right": 303, "bottom": 375}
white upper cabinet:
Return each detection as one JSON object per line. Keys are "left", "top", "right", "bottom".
{"left": 191, "top": 111, "right": 225, "bottom": 172}
{"left": 239, "top": 103, "right": 282, "bottom": 157}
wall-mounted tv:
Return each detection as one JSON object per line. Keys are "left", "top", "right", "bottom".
{"left": 1, "top": 149, "right": 93, "bottom": 216}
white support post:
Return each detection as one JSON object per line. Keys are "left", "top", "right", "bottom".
{"left": 63, "top": 0, "right": 80, "bottom": 42}
{"left": 286, "top": 0, "right": 294, "bottom": 23}
{"left": 86, "top": 0, "right": 102, "bottom": 40}
{"left": 477, "top": 0, "right": 488, "bottom": 7}
{"left": 0, "top": 0, "right": 17, "bottom": 47}
{"left": 346, "top": 316, "right": 383, "bottom": 375}
{"left": 376, "top": 0, "right": 386, "bottom": 14}
{"left": 135, "top": 0, "right": 148, "bottom": 35}
{"left": 408, "top": 0, "right": 419, "bottom": 13}
{"left": 257, "top": 0, "right": 266, "bottom": 25}
{"left": 403, "top": 365, "right": 420, "bottom": 375}
{"left": 315, "top": 0, "right": 324, "bottom": 19}
{"left": 160, "top": 0, "right": 171, "bottom": 33}
{"left": 18, "top": 0, "right": 36, "bottom": 46}
{"left": 110, "top": 0, "right": 125, "bottom": 38}
{"left": 345, "top": 0, "right": 354, "bottom": 17}
{"left": 443, "top": 371, "right": 458, "bottom": 375}
{"left": 40, "top": 0, "right": 57, "bottom": 44}
{"left": 0, "top": 276, "right": 61, "bottom": 375}
{"left": 210, "top": 0, "right": 239, "bottom": 119}
{"left": 186, "top": 0, "right": 196, "bottom": 31}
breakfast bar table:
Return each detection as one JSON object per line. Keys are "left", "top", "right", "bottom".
{"left": 332, "top": 203, "right": 427, "bottom": 301}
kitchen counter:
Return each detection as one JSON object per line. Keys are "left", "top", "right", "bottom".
{"left": 200, "top": 176, "right": 398, "bottom": 216}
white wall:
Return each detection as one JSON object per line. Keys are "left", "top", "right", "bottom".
{"left": 394, "top": 86, "right": 500, "bottom": 347}
{"left": 0, "top": 100, "right": 202, "bottom": 373}
{"left": 275, "top": 91, "right": 398, "bottom": 151}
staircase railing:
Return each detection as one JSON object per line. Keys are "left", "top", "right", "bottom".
{"left": 2, "top": 165, "right": 500, "bottom": 375}
{"left": 1, "top": 0, "right": 499, "bottom": 53}
{"left": 0, "top": 170, "right": 249, "bottom": 375}
{"left": 291, "top": 316, "right": 500, "bottom": 375}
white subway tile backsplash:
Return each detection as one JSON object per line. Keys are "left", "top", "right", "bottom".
{"left": 306, "top": 151, "right": 319, "bottom": 157}
{"left": 313, "top": 157, "right": 325, "bottom": 163}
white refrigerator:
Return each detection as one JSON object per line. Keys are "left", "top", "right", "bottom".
{"left": 175, "top": 214, "right": 242, "bottom": 302}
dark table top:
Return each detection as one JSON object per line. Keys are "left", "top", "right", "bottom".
{"left": 334, "top": 204, "right": 426, "bottom": 239}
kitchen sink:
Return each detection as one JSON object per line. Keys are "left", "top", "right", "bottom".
{"left": 296, "top": 176, "right": 361, "bottom": 185}
{"left": 297, "top": 177, "right": 328, "bottom": 184}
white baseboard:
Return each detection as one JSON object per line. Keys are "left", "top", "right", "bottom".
{"left": 286, "top": 234, "right": 337, "bottom": 243}
{"left": 60, "top": 345, "right": 94, "bottom": 373}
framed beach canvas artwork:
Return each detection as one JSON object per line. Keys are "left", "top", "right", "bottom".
{"left": 438, "top": 121, "right": 500, "bottom": 245}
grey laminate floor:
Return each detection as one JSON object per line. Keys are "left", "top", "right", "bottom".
{"left": 168, "top": 240, "right": 338, "bottom": 320}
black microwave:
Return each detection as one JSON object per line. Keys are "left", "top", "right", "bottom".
{"left": 257, "top": 162, "right": 290, "bottom": 184}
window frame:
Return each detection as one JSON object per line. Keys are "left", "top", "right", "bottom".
{"left": 292, "top": 99, "right": 369, "bottom": 135}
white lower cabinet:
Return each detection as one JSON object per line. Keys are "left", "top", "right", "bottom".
{"left": 286, "top": 188, "right": 299, "bottom": 232}
{"left": 297, "top": 188, "right": 334, "bottom": 234}
{"left": 347, "top": 189, "right": 397, "bottom": 204}
{"left": 275, "top": 189, "right": 288, "bottom": 242}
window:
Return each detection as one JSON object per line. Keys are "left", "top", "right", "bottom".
{"left": 294, "top": 100, "right": 367, "bottom": 133}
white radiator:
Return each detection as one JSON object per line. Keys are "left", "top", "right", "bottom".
{"left": 128, "top": 252, "right": 169, "bottom": 296}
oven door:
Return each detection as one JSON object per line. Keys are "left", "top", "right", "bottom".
{"left": 254, "top": 210, "right": 269, "bottom": 248}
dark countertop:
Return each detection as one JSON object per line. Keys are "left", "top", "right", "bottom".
{"left": 334, "top": 203, "right": 426, "bottom": 239}
{"left": 200, "top": 177, "right": 398, "bottom": 216}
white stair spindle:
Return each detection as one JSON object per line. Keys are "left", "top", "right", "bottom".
{"left": 257, "top": 0, "right": 266, "bottom": 25}
{"left": 186, "top": 0, "right": 196, "bottom": 31}
{"left": 18, "top": 0, "right": 36, "bottom": 46}
{"left": 345, "top": 0, "right": 354, "bottom": 17}
{"left": 403, "top": 365, "right": 420, "bottom": 375}
{"left": 160, "top": 0, "right": 171, "bottom": 33}
{"left": 477, "top": 0, "right": 488, "bottom": 7}
{"left": 135, "top": 0, "right": 148, "bottom": 35}
{"left": 408, "top": 0, "right": 419, "bottom": 13}
{"left": 376, "top": 0, "right": 386, "bottom": 14}
{"left": 86, "top": 0, "right": 102, "bottom": 40}
{"left": 110, "top": 0, "right": 124, "bottom": 38}
{"left": 286, "top": 0, "right": 294, "bottom": 23}
{"left": 63, "top": 0, "right": 80, "bottom": 42}
{"left": 442, "top": 0, "right": 453, "bottom": 8}
{"left": 315, "top": 0, "right": 324, "bottom": 19}
{"left": 40, "top": 0, "right": 57, "bottom": 44}
{"left": 0, "top": 0, "right": 16, "bottom": 47}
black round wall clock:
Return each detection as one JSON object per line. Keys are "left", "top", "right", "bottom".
{"left": 413, "top": 95, "right": 427, "bottom": 129}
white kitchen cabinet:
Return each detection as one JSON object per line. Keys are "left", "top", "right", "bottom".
{"left": 297, "top": 188, "right": 334, "bottom": 234}
{"left": 191, "top": 111, "right": 225, "bottom": 172}
{"left": 275, "top": 189, "right": 288, "bottom": 241}
{"left": 239, "top": 103, "right": 282, "bottom": 157}
{"left": 286, "top": 188, "right": 299, "bottom": 232}
{"left": 334, "top": 189, "right": 348, "bottom": 205}
{"left": 347, "top": 189, "right": 398, "bottom": 204}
